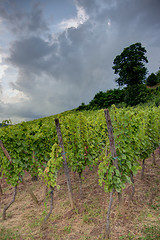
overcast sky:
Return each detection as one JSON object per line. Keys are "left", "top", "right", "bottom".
{"left": 0, "top": 0, "right": 160, "bottom": 123}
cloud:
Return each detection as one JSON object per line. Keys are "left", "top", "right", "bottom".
{"left": 0, "top": 1, "right": 49, "bottom": 37}
{"left": 58, "top": 4, "right": 89, "bottom": 30}
{"left": 0, "top": 0, "right": 160, "bottom": 122}
{"left": 7, "top": 37, "right": 53, "bottom": 70}
{"left": 0, "top": 56, "right": 8, "bottom": 79}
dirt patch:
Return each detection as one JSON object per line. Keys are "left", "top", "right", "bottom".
{"left": 0, "top": 150, "right": 160, "bottom": 239}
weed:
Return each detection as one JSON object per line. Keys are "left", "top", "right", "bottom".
{"left": 137, "top": 211, "right": 146, "bottom": 221}
{"left": 82, "top": 214, "right": 89, "bottom": 223}
{"left": 79, "top": 234, "right": 91, "bottom": 240}
{"left": 6, "top": 212, "right": 13, "bottom": 219}
{"left": 83, "top": 202, "right": 102, "bottom": 218}
{"left": 50, "top": 212, "right": 62, "bottom": 221}
{"left": 74, "top": 207, "right": 79, "bottom": 214}
{"left": 64, "top": 225, "right": 72, "bottom": 233}
{"left": 151, "top": 203, "right": 160, "bottom": 210}
{"left": 119, "top": 232, "right": 135, "bottom": 239}
{"left": 29, "top": 218, "right": 41, "bottom": 228}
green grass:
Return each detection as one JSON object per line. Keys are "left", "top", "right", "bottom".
{"left": 138, "top": 225, "right": 160, "bottom": 240}
{"left": 119, "top": 232, "right": 135, "bottom": 239}
{"left": 0, "top": 226, "right": 21, "bottom": 240}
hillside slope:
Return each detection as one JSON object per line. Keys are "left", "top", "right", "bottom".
{"left": 0, "top": 149, "right": 160, "bottom": 240}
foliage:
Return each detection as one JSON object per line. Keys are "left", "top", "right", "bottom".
{"left": 77, "top": 88, "right": 125, "bottom": 110}
{"left": 156, "top": 70, "right": 160, "bottom": 83}
{"left": 124, "top": 84, "right": 149, "bottom": 106}
{"left": 98, "top": 105, "right": 160, "bottom": 193}
{"left": 61, "top": 111, "right": 106, "bottom": 176}
{"left": 38, "top": 143, "right": 63, "bottom": 188}
{"left": 0, "top": 104, "right": 160, "bottom": 197}
{"left": 146, "top": 73, "right": 159, "bottom": 86}
{"left": 112, "top": 42, "right": 149, "bottom": 107}
{"left": 113, "top": 42, "right": 148, "bottom": 87}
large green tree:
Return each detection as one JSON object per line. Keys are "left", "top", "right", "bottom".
{"left": 112, "top": 42, "right": 148, "bottom": 105}
{"left": 113, "top": 42, "right": 148, "bottom": 87}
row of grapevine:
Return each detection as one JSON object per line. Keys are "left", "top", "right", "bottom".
{"left": 0, "top": 105, "right": 160, "bottom": 236}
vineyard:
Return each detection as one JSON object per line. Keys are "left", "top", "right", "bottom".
{"left": 0, "top": 105, "right": 160, "bottom": 239}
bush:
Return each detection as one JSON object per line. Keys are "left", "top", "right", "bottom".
{"left": 124, "top": 84, "right": 149, "bottom": 106}
{"left": 146, "top": 73, "right": 158, "bottom": 86}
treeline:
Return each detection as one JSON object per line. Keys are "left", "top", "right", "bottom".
{"left": 77, "top": 84, "right": 160, "bottom": 111}
{"left": 77, "top": 42, "right": 160, "bottom": 111}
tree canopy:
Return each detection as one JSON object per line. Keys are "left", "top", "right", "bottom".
{"left": 112, "top": 42, "right": 148, "bottom": 87}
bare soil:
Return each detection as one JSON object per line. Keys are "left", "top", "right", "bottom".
{"left": 0, "top": 149, "right": 160, "bottom": 240}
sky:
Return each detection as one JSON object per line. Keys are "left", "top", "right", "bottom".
{"left": 0, "top": 0, "right": 160, "bottom": 123}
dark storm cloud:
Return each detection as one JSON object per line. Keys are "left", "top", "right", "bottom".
{"left": 1, "top": 0, "right": 160, "bottom": 122}
{"left": 0, "top": 0, "right": 49, "bottom": 36}
{"left": 7, "top": 37, "right": 53, "bottom": 69}
{"left": 77, "top": 0, "right": 160, "bottom": 45}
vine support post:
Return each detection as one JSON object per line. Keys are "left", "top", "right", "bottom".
{"left": 104, "top": 109, "right": 119, "bottom": 169}
{"left": 78, "top": 171, "right": 83, "bottom": 199}
{"left": 105, "top": 190, "right": 114, "bottom": 239}
{"left": 0, "top": 183, "right": 3, "bottom": 196}
{"left": 152, "top": 152, "right": 156, "bottom": 165}
{"left": 104, "top": 109, "right": 122, "bottom": 238}
{"left": 129, "top": 171, "right": 135, "bottom": 201}
{"left": 0, "top": 140, "right": 12, "bottom": 163}
{"left": 104, "top": 109, "right": 121, "bottom": 200}
{"left": 141, "top": 159, "right": 145, "bottom": 180}
{"left": 22, "top": 178, "right": 39, "bottom": 205}
{"left": 55, "top": 118, "right": 74, "bottom": 209}
{"left": 0, "top": 172, "right": 3, "bottom": 196}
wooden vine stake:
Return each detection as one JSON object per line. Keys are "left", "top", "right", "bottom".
{"left": 104, "top": 109, "right": 120, "bottom": 238}
{"left": 21, "top": 178, "right": 39, "bottom": 205}
{"left": 152, "top": 152, "right": 156, "bottom": 165}
{"left": 0, "top": 140, "right": 17, "bottom": 220}
{"left": 55, "top": 118, "right": 74, "bottom": 209}
{"left": 141, "top": 159, "right": 145, "bottom": 180}
{"left": 0, "top": 172, "right": 3, "bottom": 196}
